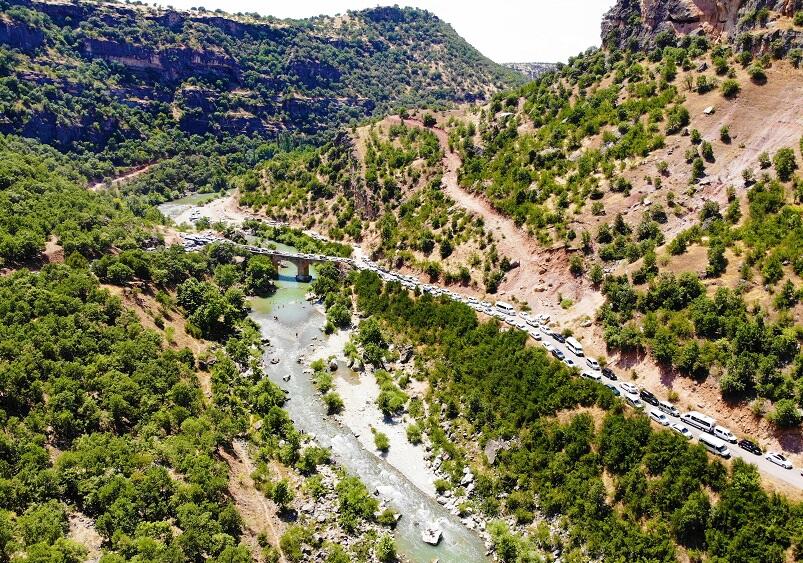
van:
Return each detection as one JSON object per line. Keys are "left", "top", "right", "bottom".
{"left": 681, "top": 411, "right": 716, "bottom": 433}
{"left": 698, "top": 434, "right": 731, "bottom": 458}
{"left": 625, "top": 394, "right": 645, "bottom": 410}
{"left": 495, "top": 301, "right": 514, "bottom": 315}
{"left": 657, "top": 400, "right": 680, "bottom": 418}
{"left": 566, "top": 337, "right": 584, "bottom": 356}
{"left": 586, "top": 357, "right": 601, "bottom": 371}
{"left": 714, "top": 426, "right": 737, "bottom": 443}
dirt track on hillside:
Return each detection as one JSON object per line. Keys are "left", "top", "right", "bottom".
{"left": 389, "top": 111, "right": 803, "bottom": 469}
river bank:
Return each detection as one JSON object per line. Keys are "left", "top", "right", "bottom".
{"left": 247, "top": 278, "right": 489, "bottom": 562}
{"left": 304, "top": 317, "right": 438, "bottom": 498}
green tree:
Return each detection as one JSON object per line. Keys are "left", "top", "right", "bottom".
{"left": 721, "top": 79, "right": 740, "bottom": 98}
{"left": 773, "top": 147, "right": 797, "bottom": 181}
{"left": 246, "top": 256, "right": 277, "bottom": 295}
{"left": 769, "top": 399, "right": 802, "bottom": 427}
{"left": 706, "top": 242, "right": 728, "bottom": 277}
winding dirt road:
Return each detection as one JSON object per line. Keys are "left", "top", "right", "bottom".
{"left": 387, "top": 116, "right": 541, "bottom": 275}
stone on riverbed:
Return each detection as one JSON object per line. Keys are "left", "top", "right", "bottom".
{"left": 421, "top": 526, "right": 442, "bottom": 545}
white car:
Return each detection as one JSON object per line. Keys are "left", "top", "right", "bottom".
{"left": 765, "top": 452, "right": 793, "bottom": 470}
{"left": 714, "top": 425, "right": 737, "bottom": 443}
{"left": 563, "top": 357, "right": 576, "bottom": 368}
{"left": 671, "top": 423, "right": 692, "bottom": 439}
{"left": 649, "top": 410, "right": 670, "bottom": 426}
{"left": 528, "top": 329, "right": 542, "bottom": 341}
{"left": 540, "top": 325, "right": 551, "bottom": 336}
{"left": 582, "top": 370, "right": 602, "bottom": 381}
{"left": 586, "top": 357, "right": 601, "bottom": 371}
{"left": 537, "top": 313, "right": 551, "bottom": 324}
{"left": 620, "top": 382, "right": 639, "bottom": 395}
{"left": 658, "top": 400, "right": 680, "bottom": 418}
{"left": 624, "top": 393, "right": 645, "bottom": 410}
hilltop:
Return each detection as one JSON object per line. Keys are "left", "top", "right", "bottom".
{"left": 603, "top": 0, "right": 803, "bottom": 54}
{"left": 0, "top": 0, "right": 522, "bottom": 179}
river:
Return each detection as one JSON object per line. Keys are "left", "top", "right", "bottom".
{"left": 159, "top": 191, "right": 488, "bottom": 562}
{"left": 249, "top": 256, "right": 488, "bottom": 562}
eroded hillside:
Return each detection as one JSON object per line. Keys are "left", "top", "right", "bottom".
{"left": 238, "top": 116, "right": 511, "bottom": 290}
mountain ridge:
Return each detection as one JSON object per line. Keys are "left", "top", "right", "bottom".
{"left": 0, "top": 0, "right": 522, "bottom": 173}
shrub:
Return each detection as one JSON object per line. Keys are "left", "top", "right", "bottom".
{"left": 323, "top": 392, "right": 344, "bottom": 414}
{"left": 794, "top": 11, "right": 803, "bottom": 26}
{"left": 569, "top": 254, "right": 585, "bottom": 276}
{"left": 769, "top": 399, "right": 802, "bottom": 427}
{"left": 374, "top": 430, "right": 390, "bottom": 452}
{"left": 375, "top": 535, "right": 397, "bottom": 562}
{"left": 406, "top": 423, "right": 423, "bottom": 444}
{"left": 747, "top": 64, "right": 766, "bottom": 84}
{"left": 720, "top": 126, "right": 731, "bottom": 143}
{"left": 691, "top": 157, "right": 705, "bottom": 181}
{"left": 422, "top": 113, "right": 436, "bottom": 127}
{"left": 773, "top": 147, "right": 797, "bottom": 181}
{"left": 721, "top": 79, "right": 740, "bottom": 98}
{"left": 701, "top": 141, "right": 714, "bottom": 162}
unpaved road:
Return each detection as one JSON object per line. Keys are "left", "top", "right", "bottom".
{"left": 90, "top": 164, "right": 154, "bottom": 192}
{"left": 387, "top": 116, "right": 540, "bottom": 273}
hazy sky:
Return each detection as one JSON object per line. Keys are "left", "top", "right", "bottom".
{"left": 153, "top": 0, "right": 617, "bottom": 63}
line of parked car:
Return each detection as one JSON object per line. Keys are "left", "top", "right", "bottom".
{"left": 356, "top": 258, "right": 803, "bottom": 478}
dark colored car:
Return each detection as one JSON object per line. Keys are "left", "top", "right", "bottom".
{"left": 639, "top": 388, "right": 659, "bottom": 406}
{"left": 602, "top": 367, "right": 617, "bottom": 380}
{"left": 552, "top": 332, "right": 566, "bottom": 343}
{"left": 551, "top": 348, "right": 565, "bottom": 360}
{"left": 738, "top": 438, "right": 762, "bottom": 456}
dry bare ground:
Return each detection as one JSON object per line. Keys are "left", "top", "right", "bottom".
{"left": 218, "top": 440, "right": 288, "bottom": 562}
{"left": 392, "top": 74, "right": 803, "bottom": 469}
{"left": 68, "top": 511, "right": 103, "bottom": 563}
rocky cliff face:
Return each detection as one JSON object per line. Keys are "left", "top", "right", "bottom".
{"left": 0, "top": 18, "right": 43, "bottom": 53}
{"left": 602, "top": 0, "right": 803, "bottom": 54}
{"left": 503, "top": 62, "right": 558, "bottom": 80}
{"left": 0, "top": 0, "right": 520, "bottom": 154}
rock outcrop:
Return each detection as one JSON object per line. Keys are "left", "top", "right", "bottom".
{"left": 503, "top": 62, "right": 558, "bottom": 80}
{"left": 0, "top": 18, "right": 44, "bottom": 53}
{"left": 602, "top": 0, "right": 803, "bottom": 54}
{"left": 0, "top": 0, "right": 521, "bottom": 152}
